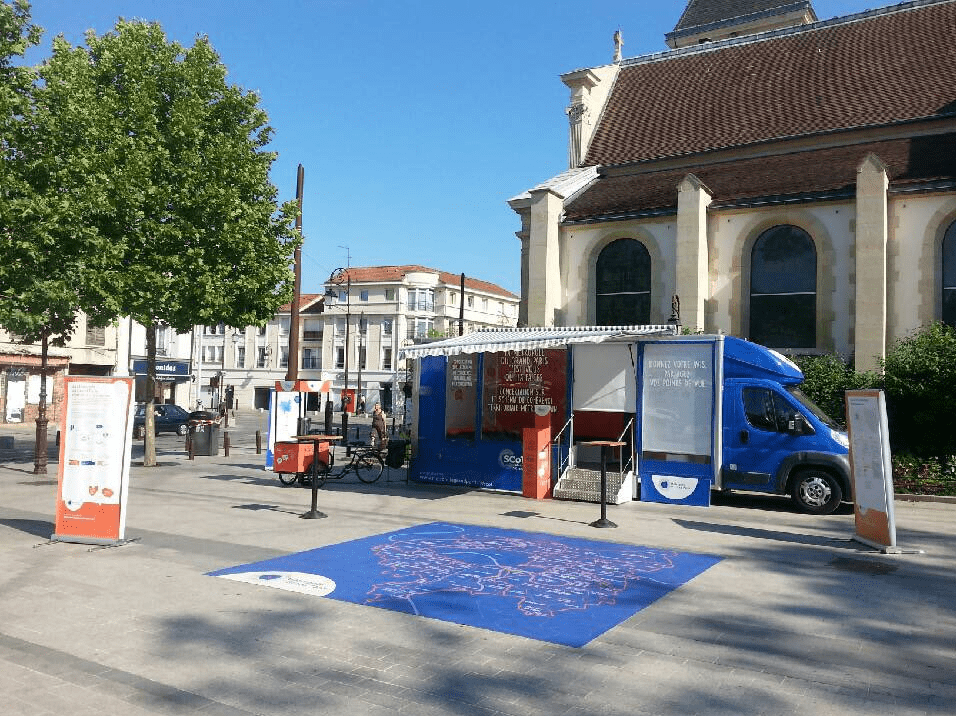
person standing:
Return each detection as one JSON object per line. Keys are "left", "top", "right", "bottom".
{"left": 371, "top": 402, "right": 387, "bottom": 449}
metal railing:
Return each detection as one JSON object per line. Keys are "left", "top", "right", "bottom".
{"left": 616, "top": 417, "right": 636, "bottom": 484}
{"left": 551, "top": 415, "right": 574, "bottom": 488}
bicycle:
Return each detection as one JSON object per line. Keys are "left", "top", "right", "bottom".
{"left": 281, "top": 442, "right": 384, "bottom": 487}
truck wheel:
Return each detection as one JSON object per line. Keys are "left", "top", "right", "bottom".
{"left": 791, "top": 469, "right": 843, "bottom": 515}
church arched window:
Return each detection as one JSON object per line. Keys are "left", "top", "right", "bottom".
{"left": 595, "top": 239, "right": 651, "bottom": 326}
{"left": 943, "top": 221, "right": 956, "bottom": 327}
{"left": 749, "top": 225, "right": 816, "bottom": 348}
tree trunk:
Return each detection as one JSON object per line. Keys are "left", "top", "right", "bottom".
{"left": 33, "top": 333, "right": 49, "bottom": 475}
{"left": 144, "top": 323, "right": 158, "bottom": 466}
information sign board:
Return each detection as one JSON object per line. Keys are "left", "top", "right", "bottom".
{"left": 845, "top": 390, "right": 897, "bottom": 551}
{"left": 52, "top": 377, "right": 135, "bottom": 544}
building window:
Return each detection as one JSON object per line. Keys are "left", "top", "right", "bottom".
{"left": 482, "top": 298, "right": 488, "bottom": 312}
{"left": 385, "top": 288, "right": 395, "bottom": 301}
{"left": 360, "top": 289, "right": 369, "bottom": 301}
{"left": 358, "top": 346, "right": 367, "bottom": 370}
{"left": 335, "top": 318, "right": 346, "bottom": 336}
{"left": 407, "top": 318, "right": 434, "bottom": 339}
{"left": 303, "top": 318, "right": 322, "bottom": 341}
{"left": 467, "top": 295, "right": 474, "bottom": 308}
{"left": 203, "top": 345, "right": 223, "bottom": 364}
{"left": 206, "top": 324, "right": 224, "bottom": 335}
{"left": 236, "top": 346, "right": 245, "bottom": 369}
{"left": 449, "top": 291, "right": 457, "bottom": 305}
{"left": 257, "top": 324, "right": 267, "bottom": 336}
{"left": 279, "top": 346, "right": 289, "bottom": 368}
{"left": 382, "top": 346, "right": 393, "bottom": 370}
{"left": 595, "top": 238, "right": 651, "bottom": 326}
{"left": 750, "top": 225, "right": 816, "bottom": 349}
{"left": 943, "top": 220, "right": 956, "bottom": 327}
{"left": 335, "top": 346, "right": 345, "bottom": 369}
{"left": 302, "top": 348, "right": 319, "bottom": 369}
{"left": 338, "top": 290, "right": 347, "bottom": 302}
{"left": 407, "top": 288, "right": 434, "bottom": 312}
{"left": 86, "top": 324, "right": 106, "bottom": 346}
{"left": 257, "top": 347, "right": 268, "bottom": 368}
{"left": 382, "top": 318, "right": 393, "bottom": 337}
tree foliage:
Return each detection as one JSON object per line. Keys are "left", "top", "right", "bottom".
{"left": 2, "top": 8, "right": 300, "bottom": 466}
{"left": 35, "top": 20, "right": 301, "bottom": 334}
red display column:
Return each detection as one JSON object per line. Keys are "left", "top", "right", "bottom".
{"left": 522, "top": 406, "right": 552, "bottom": 499}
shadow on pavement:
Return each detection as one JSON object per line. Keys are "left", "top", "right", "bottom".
{"left": 673, "top": 517, "right": 872, "bottom": 550}
{"left": 0, "top": 517, "right": 54, "bottom": 539}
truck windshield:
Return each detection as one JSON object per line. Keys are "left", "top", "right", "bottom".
{"left": 787, "top": 387, "right": 840, "bottom": 429}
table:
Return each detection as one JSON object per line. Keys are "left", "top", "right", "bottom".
{"left": 292, "top": 435, "right": 343, "bottom": 519}
{"left": 579, "top": 440, "right": 626, "bottom": 528}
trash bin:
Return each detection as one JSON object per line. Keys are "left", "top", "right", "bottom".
{"left": 386, "top": 439, "right": 408, "bottom": 469}
{"left": 188, "top": 411, "right": 220, "bottom": 456}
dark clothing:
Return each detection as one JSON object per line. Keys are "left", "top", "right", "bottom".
{"left": 371, "top": 410, "right": 387, "bottom": 448}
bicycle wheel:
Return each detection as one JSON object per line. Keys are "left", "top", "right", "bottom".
{"left": 355, "top": 452, "right": 384, "bottom": 483}
{"left": 309, "top": 459, "right": 330, "bottom": 488}
{"left": 278, "top": 471, "right": 298, "bottom": 486}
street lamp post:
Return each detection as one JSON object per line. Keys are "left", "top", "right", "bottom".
{"left": 326, "top": 268, "right": 351, "bottom": 437}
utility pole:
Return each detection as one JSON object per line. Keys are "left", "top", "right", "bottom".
{"left": 459, "top": 273, "right": 465, "bottom": 336}
{"left": 287, "top": 164, "right": 304, "bottom": 383}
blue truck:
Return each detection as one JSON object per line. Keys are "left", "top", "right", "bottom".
{"left": 404, "top": 328, "right": 851, "bottom": 515}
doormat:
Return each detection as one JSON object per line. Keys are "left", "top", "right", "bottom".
{"left": 208, "top": 522, "right": 721, "bottom": 647}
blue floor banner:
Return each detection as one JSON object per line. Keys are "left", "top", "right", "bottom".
{"left": 208, "top": 522, "right": 721, "bottom": 647}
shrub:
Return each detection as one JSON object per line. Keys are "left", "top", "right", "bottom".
{"left": 793, "top": 353, "right": 879, "bottom": 426}
{"left": 882, "top": 323, "right": 956, "bottom": 456}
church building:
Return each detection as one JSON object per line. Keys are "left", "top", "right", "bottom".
{"left": 509, "top": 0, "right": 956, "bottom": 371}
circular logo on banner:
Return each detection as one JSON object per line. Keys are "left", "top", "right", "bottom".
{"left": 499, "top": 449, "right": 523, "bottom": 470}
{"left": 651, "top": 475, "right": 699, "bottom": 501}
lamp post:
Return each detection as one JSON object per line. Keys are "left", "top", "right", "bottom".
{"left": 357, "top": 312, "right": 365, "bottom": 414}
{"left": 326, "top": 267, "right": 351, "bottom": 436}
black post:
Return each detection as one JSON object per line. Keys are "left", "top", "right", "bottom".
{"left": 459, "top": 272, "right": 465, "bottom": 336}
{"left": 590, "top": 444, "right": 618, "bottom": 528}
{"left": 300, "top": 440, "right": 327, "bottom": 519}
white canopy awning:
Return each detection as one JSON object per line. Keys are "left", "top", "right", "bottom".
{"left": 399, "top": 325, "right": 679, "bottom": 359}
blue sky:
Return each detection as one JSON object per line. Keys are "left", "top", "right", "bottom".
{"left": 28, "top": 1, "right": 878, "bottom": 296}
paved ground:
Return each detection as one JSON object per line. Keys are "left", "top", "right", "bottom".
{"left": 1, "top": 412, "right": 954, "bottom": 715}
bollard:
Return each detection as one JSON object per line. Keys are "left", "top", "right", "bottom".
{"left": 255, "top": 430, "right": 262, "bottom": 454}
{"left": 187, "top": 434, "right": 195, "bottom": 460}
{"left": 223, "top": 431, "right": 230, "bottom": 457}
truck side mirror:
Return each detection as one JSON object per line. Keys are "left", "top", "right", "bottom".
{"left": 787, "top": 414, "right": 807, "bottom": 435}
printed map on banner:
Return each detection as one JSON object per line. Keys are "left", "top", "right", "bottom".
{"left": 209, "top": 522, "right": 721, "bottom": 647}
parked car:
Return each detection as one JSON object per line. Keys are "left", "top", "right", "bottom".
{"left": 133, "top": 403, "right": 191, "bottom": 438}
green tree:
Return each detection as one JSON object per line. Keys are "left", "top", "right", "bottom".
{"left": 33, "top": 20, "right": 299, "bottom": 466}
{"left": 0, "top": 1, "right": 102, "bottom": 473}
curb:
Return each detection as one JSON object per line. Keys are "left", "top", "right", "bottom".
{"left": 895, "top": 493, "right": 956, "bottom": 504}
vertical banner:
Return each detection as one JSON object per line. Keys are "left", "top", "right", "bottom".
{"left": 445, "top": 354, "right": 478, "bottom": 439}
{"left": 265, "top": 391, "right": 303, "bottom": 470}
{"left": 53, "top": 377, "right": 135, "bottom": 545}
{"left": 845, "top": 390, "right": 898, "bottom": 552}
{"left": 639, "top": 342, "right": 716, "bottom": 506}
{"left": 481, "top": 349, "right": 567, "bottom": 441}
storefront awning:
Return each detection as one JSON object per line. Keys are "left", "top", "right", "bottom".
{"left": 400, "top": 325, "right": 679, "bottom": 359}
